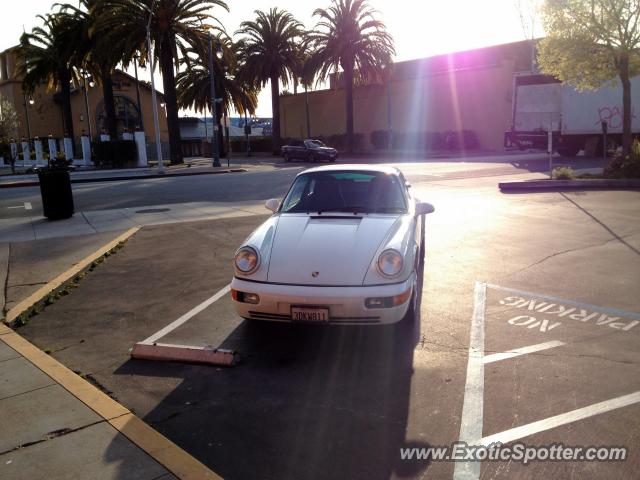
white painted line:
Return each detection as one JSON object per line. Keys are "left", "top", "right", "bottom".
{"left": 479, "top": 391, "right": 640, "bottom": 447}
{"left": 7, "top": 202, "right": 32, "bottom": 210}
{"left": 453, "top": 281, "right": 486, "bottom": 480}
{"left": 486, "top": 283, "right": 640, "bottom": 321}
{"left": 140, "top": 283, "right": 231, "bottom": 345}
{"left": 482, "top": 340, "right": 566, "bottom": 364}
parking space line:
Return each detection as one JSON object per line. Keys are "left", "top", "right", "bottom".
{"left": 453, "top": 281, "right": 486, "bottom": 480}
{"left": 139, "top": 284, "right": 231, "bottom": 345}
{"left": 479, "top": 391, "right": 640, "bottom": 447}
{"left": 482, "top": 340, "right": 565, "bottom": 364}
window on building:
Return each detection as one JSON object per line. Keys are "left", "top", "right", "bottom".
{"left": 96, "top": 95, "right": 141, "bottom": 135}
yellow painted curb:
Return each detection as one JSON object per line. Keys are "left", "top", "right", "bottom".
{"left": 0, "top": 325, "right": 222, "bottom": 479}
{"left": 4, "top": 227, "right": 140, "bottom": 325}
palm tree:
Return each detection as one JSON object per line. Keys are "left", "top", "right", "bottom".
{"left": 236, "top": 8, "right": 303, "bottom": 155}
{"left": 176, "top": 38, "right": 258, "bottom": 155}
{"left": 56, "top": 0, "right": 123, "bottom": 140}
{"left": 16, "top": 13, "right": 78, "bottom": 146}
{"left": 98, "top": 0, "right": 228, "bottom": 164}
{"left": 308, "top": 0, "right": 395, "bottom": 152}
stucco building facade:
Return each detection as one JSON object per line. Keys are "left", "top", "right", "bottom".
{"left": 279, "top": 40, "right": 534, "bottom": 152}
{"left": 0, "top": 47, "right": 168, "bottom": 157}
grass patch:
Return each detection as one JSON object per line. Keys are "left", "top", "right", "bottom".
{"left": 10, "top": 241, "right": 130, "bottom": 328}
{"left": 553, "top": 166, "right": 574, "bottom": 180}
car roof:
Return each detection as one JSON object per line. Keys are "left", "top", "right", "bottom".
{"left": 297, "top": 164, "right": 402, "bottom": 176}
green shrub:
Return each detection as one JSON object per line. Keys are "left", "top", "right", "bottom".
{"left": 553, "top": 166, "right": 574, "bottom": 180}
{"left": 604, "top": 139, "right": 640, "bottom": 179}
{"left": 92, "top": 140, "right": 137, "bottom": 168}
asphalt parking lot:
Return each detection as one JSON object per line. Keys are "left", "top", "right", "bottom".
{"left": 15, "top": 167, "right": 640, "bottom": 479}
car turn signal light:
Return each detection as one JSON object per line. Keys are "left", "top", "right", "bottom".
{"left": 365, "top": 287, "right": 412, "bottom": 309}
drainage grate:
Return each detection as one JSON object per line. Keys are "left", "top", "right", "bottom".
{"left": 135, "top": 208, "right": 171, "bottom": 214}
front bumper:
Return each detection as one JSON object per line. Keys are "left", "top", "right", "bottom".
{"left": 231, "top": 274, "right": 415, "bottom": 325}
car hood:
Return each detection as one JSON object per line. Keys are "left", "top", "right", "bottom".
{"left": 267, "top": 214, "right": 399, "bottom": 286}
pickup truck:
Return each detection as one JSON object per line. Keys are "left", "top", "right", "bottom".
{"left": 281, "top": 139, "right": 338, "bottom": 162}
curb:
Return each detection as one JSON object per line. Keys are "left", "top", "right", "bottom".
{"left": 3, "top": 227, "right": 140, "bottom": 326}
{"left": 0, "top": 168, "right": 247, "bottom": 189}
{"left": 0, "top": 323, "right": 222, "bottom": 479}
{"left": 499, "top": 178, "right": 640, "bottom": 192}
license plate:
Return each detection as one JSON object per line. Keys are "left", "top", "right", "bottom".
{"left": 291, "top": 306, "right": 330, "bottom": 322}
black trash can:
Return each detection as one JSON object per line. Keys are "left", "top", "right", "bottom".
{"left": 38, "top": 167, "right": 75, "bottom": 220}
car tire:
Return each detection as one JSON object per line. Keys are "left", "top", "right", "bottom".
{"left": 419, "top": 218, "right": 426, "bottom": 266}
{"left": 405, "top": 281, "right": 419, "bottom": 323}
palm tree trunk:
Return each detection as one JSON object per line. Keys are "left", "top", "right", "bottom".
{"left": 305, "top": 85, "right": 311, "bottom": 138}
{"left": 344, "top": 62, "right": 355, "bottom": 153}
{"left": 101, "top": 65, "right": 118, "bottom": 139}
{"left": 620, "top": 53, "right": 632, "bottom": 155}
{"left": 159, "top": 33, "right": 183, "bottom": 165}
{"left": 270, "top": 72, "right": 281, "bottom": 156}
{"left": 59, "top": 68, "right": 75, "bottom": 154}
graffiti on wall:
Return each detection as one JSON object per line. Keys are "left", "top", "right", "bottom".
{"left": 595, "top": 106, "right": 637, "bottom": 129}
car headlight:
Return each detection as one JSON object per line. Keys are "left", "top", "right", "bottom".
{"left": 235, "top": 246, "right": 259, "bottom": 274}
{"left": 377, "top": 249, "right": 403, "bottom": 278}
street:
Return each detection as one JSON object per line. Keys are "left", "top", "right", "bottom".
{"left": 3, "top": 153, "right": 638, "bottom": 479}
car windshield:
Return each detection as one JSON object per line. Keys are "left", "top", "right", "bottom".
{"left": 305, "top": 140, "right": 326, "bottom": 148}
{"left": 280, "top": 170, "right": 408, "bottom": 214}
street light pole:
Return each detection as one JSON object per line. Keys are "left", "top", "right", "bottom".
{"left": 146, "top": 1, "right": 164, "bottom": 174}
{"left": 133, "top": 56, "right": 144, "bottom": 130}
{"left": 207, "top": 31, "right": 221, "bottom": 167}
{"left": 22, "top": 93, "right": 32, "bottom": 145}
{"left": 82, "top": 74, "right": 93, "bottom": 139}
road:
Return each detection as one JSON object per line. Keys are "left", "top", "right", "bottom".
{"left": 9, "top": 151, "right": 640, "bottom": 480}
{"left": 0, "top": 153, "right": 605, "bottom": 218}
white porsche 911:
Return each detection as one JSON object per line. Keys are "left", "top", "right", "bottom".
{"left": 230, "top": 165, "right": 434, "bottom": 325}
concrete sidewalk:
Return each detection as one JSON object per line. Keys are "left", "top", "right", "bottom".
{"left": 0, "top": 225, "right": 221, "bottom": 479}
{"left": 0, "top": 200, "right": 266, "bottom": 243}
{"left": 0, "top": 162, "right": 248, "bottom": 188}
{"left": 0, "top": 323, "right": 219, "bottom": 479}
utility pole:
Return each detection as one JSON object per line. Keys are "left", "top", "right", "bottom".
{"left": 208, "top": 31, "right": 221, "bottom": 167}
{"left": 146, "top": 1, "right": 164, "bottom": 174}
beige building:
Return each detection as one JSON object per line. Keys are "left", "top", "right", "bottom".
{"left": 0, "top": 47, "right": 168, "bottom": 156}
{"left": 280, "top": 40, "right": 534, "bottom": 152}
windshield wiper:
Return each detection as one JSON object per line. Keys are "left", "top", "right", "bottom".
{"left": 315, "top": 206, "right": 370, "bottom": 215}
{"left": 373, "top": 207, "right": 407, "bottom": 214}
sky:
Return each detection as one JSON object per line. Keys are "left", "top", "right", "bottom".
{"left": 0, "top": 0, "right": 544, "bottom": 117}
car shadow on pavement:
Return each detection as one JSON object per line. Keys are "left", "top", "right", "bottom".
{"left": 112, "top": 272, "right": 432, "bottom": 480}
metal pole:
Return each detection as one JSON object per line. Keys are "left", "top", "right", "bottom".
{"left": 133, "top": 58, "right": 144, "bottom": 129}
{"left": 548, "top": 127, "right": 553, "bottom": 179}
{"left": 305, "top": 85, "right": 311, "bottom": 138}
{"left": 22, "top": 93, "right": 32, "bottom": 146}
{"left": 208, "top": 32, "right": 221, "bottom": 167}
{"left": 245, "top": 109, "right": 251, "bottom": 157}
{"left": 146, "top": 24, "right": 164, "bottom": 173}
{"left": 602, "top": 121, "right": 608, "bottom": 162}
{"left": 83, "top": 76, "right": 93, "bottom": 139}
{"left": 224, "top": 113, "right": 230, "bottom": 167}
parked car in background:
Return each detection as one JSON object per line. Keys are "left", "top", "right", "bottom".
{"left": 230, "top": 165, "right": 435, "bottom": 325}
{"left": 282, "top": 139, "right": 339, "bottom": 162}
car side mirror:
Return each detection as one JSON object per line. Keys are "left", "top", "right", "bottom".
{"left": 265, "top": 198, "right": 280, "bottom": 213}
{"left": 416, "top": 202, "right": 435, "bottom": 215}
